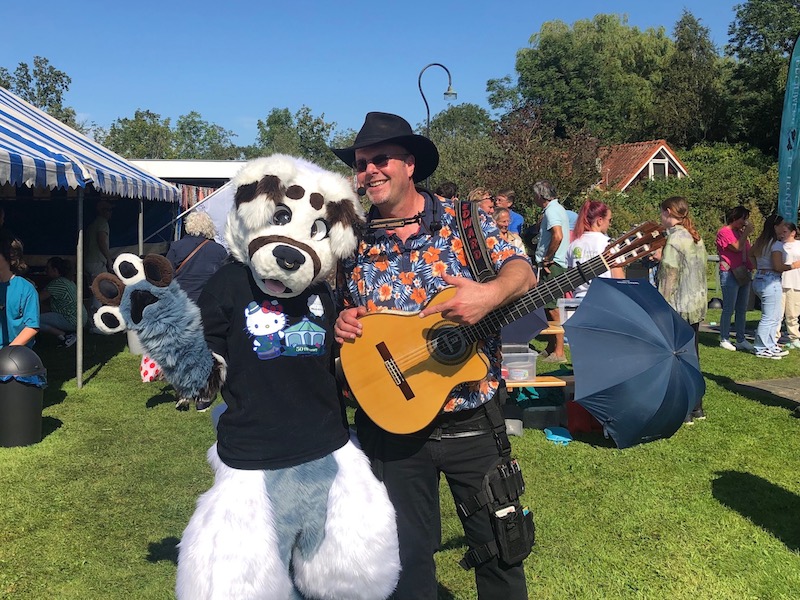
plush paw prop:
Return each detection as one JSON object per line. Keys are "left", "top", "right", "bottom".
{"left": 92, "top": 254, "right": 225, "bottom": 409}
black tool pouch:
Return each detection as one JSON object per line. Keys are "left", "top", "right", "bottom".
{"left": 492, "top": 504, "right": 535, "bottom": 565}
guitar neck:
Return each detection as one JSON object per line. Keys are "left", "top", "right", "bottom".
{"left": 463, "top": 254, "right": 610, "bottom": 344}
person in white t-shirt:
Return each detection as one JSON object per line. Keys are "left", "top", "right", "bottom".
{"left": 566, "top": 200, "right": 624, "bottom": 298}
{"left": 780, "top": 222, "right": 800, "bottom": 349}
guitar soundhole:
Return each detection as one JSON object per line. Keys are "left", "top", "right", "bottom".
{"left": 430, "top": 326, "right": 468, "bottom": 365}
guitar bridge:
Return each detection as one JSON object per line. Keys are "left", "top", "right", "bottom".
{"left": 376, "top": 342, "right": 414, "bottom": 401}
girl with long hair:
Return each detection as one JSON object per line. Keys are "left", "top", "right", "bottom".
{"left": 715, "top": 206, "right": 755, "bottom": 351}
{"left": 566, "top": 200, "right": 623, "bottom": 298}
{"left": 750, "top": 216, "right": 800, "bottom": 358}
{"left": 658, "top": 197, "right": 708, "bottom": 422}
{"left": 781, "top": 222, "right": 800, "bottom": 349}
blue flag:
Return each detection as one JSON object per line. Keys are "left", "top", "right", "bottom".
{"left": 778, "top": 34, "right": 800, "bottom": 222}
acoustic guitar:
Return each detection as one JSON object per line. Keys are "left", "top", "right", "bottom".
{"left": 340, "top": 221, "right": 666, "bottom": 434}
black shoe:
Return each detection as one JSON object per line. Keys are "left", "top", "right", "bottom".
{"left": 691, "top": 409, "right": 706, "bottom": 421}
{"left": 683, "top": 415, "right": 694, "bottom": 426}
{"left": 196, "top": 399, "right": 213, "bottom": 412}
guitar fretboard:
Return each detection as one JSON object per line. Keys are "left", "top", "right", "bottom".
{"left": 456, "top": 254, "right": 609, "bottom": 346}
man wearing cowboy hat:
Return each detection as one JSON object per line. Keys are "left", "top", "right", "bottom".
{"left": 333, "top": 112, "right": 534, "bottom": 599}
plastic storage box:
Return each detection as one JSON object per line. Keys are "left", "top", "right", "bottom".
{"left": 501, "top": 344, "right": 538, "bottom": 381}
{"left": 557, "top": 298, "right": 582, "bottom": 324}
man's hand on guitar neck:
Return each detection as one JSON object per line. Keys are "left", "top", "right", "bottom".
{"left": 335, "top": 306, "right": 367, "bottom": 344}
{"left": 420, "top": 261, "right": 536, "bottom": 325}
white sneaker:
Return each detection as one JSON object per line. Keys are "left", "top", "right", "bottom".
{"left": 771, "top": 348, "right": 790, "bottom": 357}
{"left": 755, "top": 349, "right": 783, "bottom": 360}
{"left": 719, "top": 340, "right": 736, "bottom": 351}
{"left": 735, "top": 340, "right": 755, "bottom": 352}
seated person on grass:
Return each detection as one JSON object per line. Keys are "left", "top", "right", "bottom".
{"left": 38, "top": 257, "right": 86, "bottom": 348}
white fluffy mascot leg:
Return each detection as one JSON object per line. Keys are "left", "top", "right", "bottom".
{"left": 293, "top": 440, "right": 400, "bottom": 600}
{"left": 177, "top": 442, "right": 399, "bottom": 600}
{"left": 176, "top": 445, "right": 292, "bottom": 600}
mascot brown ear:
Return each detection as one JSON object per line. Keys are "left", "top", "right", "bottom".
{"left": 142, "top": 254, "right": 174, "bottom": 288}
{"left": 92, "top": 272, "right": 125, "bottom": 307}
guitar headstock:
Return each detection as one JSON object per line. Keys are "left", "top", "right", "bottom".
{"left": 603, "top": 221, "right": 667, "bottom": 268}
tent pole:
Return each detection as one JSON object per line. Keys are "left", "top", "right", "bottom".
{"left": 76, "top": 188, "right": 84, "bottom": 389}
{"left": 138, "top": 199, "right": 144, "bottom": 256}
{"left": 143, "top": 189, "right": 218, "bottom": 243}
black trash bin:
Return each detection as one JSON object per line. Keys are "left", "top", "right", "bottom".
{"left": 0, "top": 345, "right": 47, "bottom": 447}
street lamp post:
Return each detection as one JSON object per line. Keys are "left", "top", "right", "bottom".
{"left": 418, "top": 63, "right": 457, "bottom": 187}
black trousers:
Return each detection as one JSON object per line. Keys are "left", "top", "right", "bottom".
{"left": 356, "top": 408, "right": 528, "bottom": 600}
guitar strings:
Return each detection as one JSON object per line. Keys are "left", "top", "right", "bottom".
{"left": 388, "top": 225, "right": 662, "bottom": 373}
{"left": 390, "top": 255, "right": 607, "bottom": 371}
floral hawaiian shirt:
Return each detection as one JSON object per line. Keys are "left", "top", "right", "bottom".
{"left": 341, "top": 192, "right": 531, "bottom": 412}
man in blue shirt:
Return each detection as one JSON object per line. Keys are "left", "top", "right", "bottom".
{"left": 533, "top": 180, "right": 570, "bottom": 362}
{"left": 495, "top": 190, "right": 524, "bottom": 234}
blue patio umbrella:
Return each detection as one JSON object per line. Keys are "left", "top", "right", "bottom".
{"left": 501, "top": 306, "right": 549, "bottom": 344}
{"left": 563, "top": 278, "right": 705, "bottom": 449}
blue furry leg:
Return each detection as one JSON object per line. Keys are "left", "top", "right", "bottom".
{"left": 264, "top": 454, "right": 338, "bottom": 594}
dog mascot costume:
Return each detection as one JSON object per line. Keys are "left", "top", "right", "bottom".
{"left": 92, "top": 155, "right": 400, "bottom": 600}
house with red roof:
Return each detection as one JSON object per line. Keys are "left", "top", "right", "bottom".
{"left": 596, "top": 140, "right": 688, "bottom": 192}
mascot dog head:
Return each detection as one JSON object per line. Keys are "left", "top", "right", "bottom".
{"left": 226, "top": 155, "right": 364, "bottom": 298}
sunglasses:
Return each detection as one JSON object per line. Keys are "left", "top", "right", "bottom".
{"left": 354, "top": 153, "right": 410, "bottom": 173}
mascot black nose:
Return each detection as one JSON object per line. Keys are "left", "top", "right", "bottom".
{"left": 273, "top": 245, "right": 306, "bottom": 272}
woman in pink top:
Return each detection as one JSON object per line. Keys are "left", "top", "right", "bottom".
{"left": 715, "top": 206, "right": 755, "bottom": 351}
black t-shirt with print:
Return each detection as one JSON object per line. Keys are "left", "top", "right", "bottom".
{"left": 199, "top": 262, "right": 348, "bottom": 470}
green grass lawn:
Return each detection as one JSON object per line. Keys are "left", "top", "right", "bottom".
{"left": 2, "top": 311, "right": 800, "bottom": 599}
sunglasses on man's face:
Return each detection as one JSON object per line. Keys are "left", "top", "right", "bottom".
{"left": 354, "top": 153, "right": 410, "bottom": 173}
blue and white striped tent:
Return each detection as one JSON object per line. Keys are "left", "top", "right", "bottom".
{"left": 0, "top": 86, "right": 178, "bottom": 202}
{"left": 0, "top": 86, "right": 180, "bottom": 388}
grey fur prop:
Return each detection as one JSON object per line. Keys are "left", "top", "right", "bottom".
{"left": 92, "top": 254, "right": 224, "bottom": 408}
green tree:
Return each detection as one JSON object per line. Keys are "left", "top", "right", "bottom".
{"left": 102, "top": 109, "right": 175, "bottom": 159}
{"left": 507, "top": 15, "right": 671, "bottom": 143}
{"left": 424, "top": 104, "right": 501, "bottom": 193}
{"left": 726, "top": 0, "right": 800, "bottom": 154}
{"left": 252, "top": 106, "right": 338, "bottom": 170}
{"left": 173, "top": 111, "right": 240, "bottom": 159}
{"left": 0, "top": 56, "right": 79, "bottom": 128}
{"left": 651, "top": 11, "right": 726, "bottom": 147}
{"left": 475, "top": 106, "right": 600, "bottom": 222}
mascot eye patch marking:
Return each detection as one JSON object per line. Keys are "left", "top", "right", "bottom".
{"left": 309, "top": 193, "right": 324, "bottom": 211}
{"left": 286, "top": 185, "right": 305, "bottom": 200}
{"left": 326, "top": 199, "right": 363, "bottom": 232}
{"left": 235, "top": 175, "right": 285, "bottom": 207}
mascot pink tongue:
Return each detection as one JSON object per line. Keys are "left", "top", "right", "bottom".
{"left": 92, "top": 154, "right": 400, "bottom": 600}
{"left": 263, "top": 278, "right": 289, "bottom": 295}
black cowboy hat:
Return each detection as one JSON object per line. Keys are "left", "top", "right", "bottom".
{"left": 331, "top": 112, "right": 439, "bottom": 183}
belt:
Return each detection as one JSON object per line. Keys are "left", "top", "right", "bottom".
{"left": 422, "top": 404, "right": 493, "bottom": 440}
{"left": 756, "top": 269, "right": 779, "bottom": 275}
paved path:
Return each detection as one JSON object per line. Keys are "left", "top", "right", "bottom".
{"left": 699, "top": 323, "right": 800, "bottom": 406}
{"left": 733, "top": 378, "right": 800, "bottom": 405}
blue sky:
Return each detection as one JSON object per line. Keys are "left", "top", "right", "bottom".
{"left": 5, "top": 0, "right": 736, "bottom": 146}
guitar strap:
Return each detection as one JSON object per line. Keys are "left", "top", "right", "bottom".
{"left": 455, "top": 200, "right": 496, "bottom": 283}
{"left": 454, "top": 200, "right": 536, "bottom": 570}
